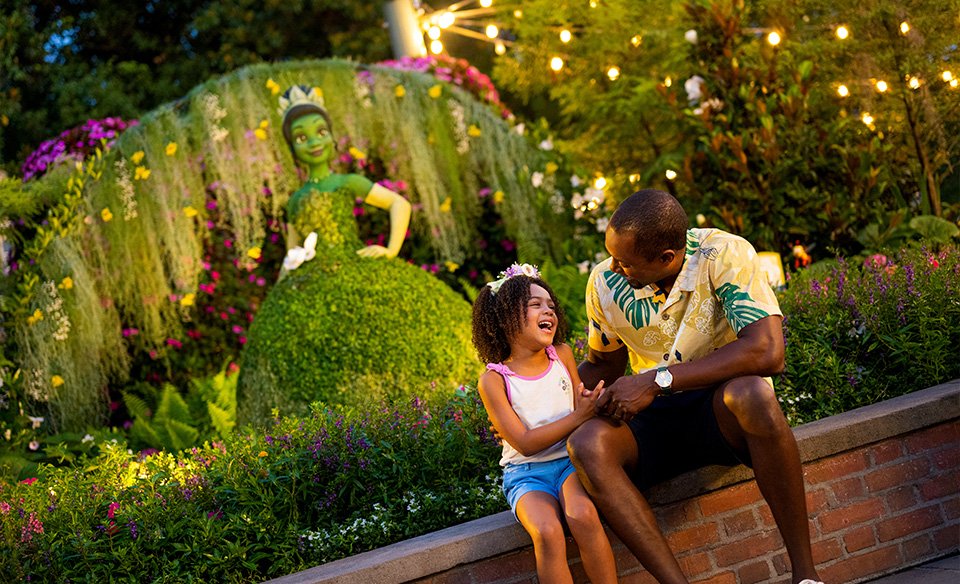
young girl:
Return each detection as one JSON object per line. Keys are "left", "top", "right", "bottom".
{"left": 472, "top": 263, "right": 617, "bottom": 584}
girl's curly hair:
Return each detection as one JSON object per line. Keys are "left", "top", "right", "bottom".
{"left": 471, "top": 275, "right": 569, "bottom": 364}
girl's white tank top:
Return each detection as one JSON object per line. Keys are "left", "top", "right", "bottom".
{"left": 486, "top": 345, "right": 575, "bottom": 467}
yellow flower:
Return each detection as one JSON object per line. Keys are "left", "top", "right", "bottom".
{"left": 1, "top": 114, "right": 8, "bottom": 127}
{"left": 468, "top": 125, "right": 482, "bottom": 137}
{"left": 395, "top": 85, "right": 406, "bottom": 98}
{"left": 427, "top": 134, "right": 435, "bottom": 144}
{"left": 59, "top": 276, "right": 74, "bottom": 290}
{"left": 131, "top": 151, "right": 145, "bottom": 164}
{"left": 183, "top": 206, "right": 198, "bottom": 218}
{"left": 258, "top": 451, "right": 268, "bottom": 458}
{"left": 180, "top": 293, "right": 195, "bottom": 307}
{"left": 445, "top": 261, "right": 460, "bottom": 272}
{"left": 101, "top": 208, "right": 113, "bottom": 222}
{"left": 429, "top": 85, "right": 442, "bottom": 98}
{"left": 314, "top": 87, "right": 323, "bottom": 98}
{"left": 165, "top": 142, "right": 177, "bottom": 156}
{"left": 545, "top": 162, "right": 559, "bottom": 174}
{"left": 27, "top": 309, "right": 44, "bottom": 324}
{"left": 493, "top": 190, "right": 504, "bottom": 203}
{"left": 266, "top": 78, "right": 280, "bottom": 95}
{"left": 51, "top": 375, "right": 65, "bottom": 388}
{"left": 259, "top": 120, "right": 268, "bottom": 129}
{"left": 349, "top": 147, "right": 366, "bottom": 160}
{"left": 134, "top": 166, "right": 150, "bottom": 180}
{"left": 254, "top": 128, "right": 267, "bottom": 140}
{"left": 247, "top": 247, "right": 262, "bottom": 259}
{"left": 440, "top": 197, "right": 452, "bottom": 212}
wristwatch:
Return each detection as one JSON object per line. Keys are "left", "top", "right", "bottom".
{"left": 654, "top": 366, "right": 674, "bottom": 397}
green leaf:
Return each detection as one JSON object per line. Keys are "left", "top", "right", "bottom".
{"left": 909, "top": 215, "right": 959, "bottom": 243}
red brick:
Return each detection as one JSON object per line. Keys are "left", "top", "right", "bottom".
{"left": 831, "top": 477, "right": 866, "bottom": 505}
{"left": 933, "top": 522, "right": 960, "bottom": 551}
{"left": 934, "top": 446, "right": 960, "bottom": 470}
{"left": 678, "top": 551, "right": 712, "bottom": 578}
{"left": 918, "top": 469, "right": 960, "bottom": 501}
{"left": 698, "top": 482, "right": 762, "bottom": 517}
{"left": 876, "top": 505, "right": 944, "bottom": 542}
{"left": 415, "top": 566, "right": 475, "bottom": 584}
{"left": 811, "top": 537, "right": 844, "bottom": 564}
{"left": 905, "top": 422, "right": 960, "bottom": 454}
{"left": 618, "top": 570, "right": 659, "bottom": 584}
{"left": 944, "top": 496, "right": 960, "bottom": 520}
{"left": 471, "top": 547, "right": 537, "bottom": 582}
{"left": 804, "top": 451, "right": 869, "bottom": 484}
{"left": 871, "top": 439, "right": 905, "bottom": 465}
{"left": 806, "top": 489, "right": 830, "bottom": 513}
{"left": 771, "top": 552, "right": 789, "bottom": 576}
{"left": 864, "top": 458, "right": 931, "bottom": 493}
{"left": 657, "top": 499, "right": 701, "bottom": 530}
{"left": 902, "top": 533, "right": 934, "bottom": 562}
{"left": 666, "top": 523, "right": 719, "bottom": 554}
{"left": 714, "top": 530, "right": 783, "bottom": 567}
{"left": 758, "top": 503, "right": 774, "bottom": 526}
{"left": 843, "top": 525, "right": 876, "bottom": 553}
{"left": 885, "top": 486, "right": 919, "bottom": 512}
{"left": 818, "top": 497, "right": 885, "bottom": 533}
{"left": 722, "top": 509, "right": 758, "bottom": 537}
{"left": 818, "top": 545, "right": 901, "bottom": 584}
{"left": 692, "top": 572, "right": 737, "bottom": 584}
{"left": 737, "top": 560, "right": 771, "bottom": 584}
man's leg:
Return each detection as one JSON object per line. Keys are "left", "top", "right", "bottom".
{"left": 714, "top": 377, "right": 821, "bottom": 584}
{"left": 567, "top": 418, "right": 690, "bottom": 584}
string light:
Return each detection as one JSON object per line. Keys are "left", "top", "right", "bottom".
{"left": 665, "top": 76, "right": 672, "bottom": 87}
{"left": 836, "top": 26, "right": 849, "bottom": 39}
{"left": 631, "top": 35, "right": 642, "bottom": 47}
{"left": 876, "top": 80, "right": 888, "bottom": 92}
{"left": 838, "top": 85, "right": 849, "bottom": 97}
{"left": 665, "top": 169, "right": 677, "bottom": 180}
{"left": 952, "top": 79, "right": 959, "bottom": 88}
{"left": 908, "top": 77, "right": 920, "bottom": 89}
{"left": 590, "top": 0, "right": 597, "bottom": 7}
{"left": 767, "top": 32, "right": 781, "bottom": 45}
{"left": 495, "top": 42, "right": 506, "bottom": 55}
{"left": 862, "top": 113, "right": 873, "bottom": 125}
{"left": 428, "top": 26, "right": 441, "bottom": 40}
{"left": 431, "top": 40, "right": 443, "bottom": 54}
{"left": 560, "top": 30, "right": 572, "bottom": 43}
{"left": 514, "top": 10, "right": 522, "bottom": 18}
{"left": 629, "top": 174, "right": 640, "bottom": 183}
{"left": 607, "top": 66, "right": 620, "bottom": 81}
{"left": 594, "top": 176, "right": 606, "bottom": 189}
{"left": 486, "top": 25, "right": 498, "bottom": 39}
{"left": 900, "top": 21, "right": 910, "bottom": 34}
{"left": 550, "top": 57, "right": 564, "bottom": 71}
{"left": 480, "top": 0, "right": 493, "bottom": 7}
{"left": 943, "top": 71, "right": 954, "bottom": 82}
{"left": 438, "top": 12, "right": 455, "bottom": 29}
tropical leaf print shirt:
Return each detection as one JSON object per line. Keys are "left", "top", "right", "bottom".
{"left": 586, "top": 228, "right": 782, "bottom": 375}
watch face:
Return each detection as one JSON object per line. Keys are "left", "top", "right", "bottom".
{"left": 655, "top": 369, "right": 673, "bottom": 388}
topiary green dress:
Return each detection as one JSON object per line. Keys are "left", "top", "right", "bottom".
{"left": 237, "top": 177, "right": 477, "bottom": 424}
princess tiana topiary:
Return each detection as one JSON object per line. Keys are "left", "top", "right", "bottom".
{"left": 237, "top": 86, "right": 477, "bottom": 423}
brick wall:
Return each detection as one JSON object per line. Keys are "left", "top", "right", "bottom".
{"left": 412, "top": 419, "right": 959, "bottom": 584}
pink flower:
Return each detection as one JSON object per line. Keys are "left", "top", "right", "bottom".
{"left": 211, "top": 271, "right": 220, "bottom": 280}
{"left": 232, "top": 326, "right": 243, "bottom": 334}
{"left": 108, "top": 502, "right": 120, "bottom": 519}
{"left": 238, "top": 337, "right": 247, "bottom": 344}
{"left": 256, "top": 277, "right": 266, "bottom": 286}
{"left": 166, "top": 338, "right": 182, "bottom": 348}
{"left": 21, "top": 478, "right": 38, "bottom": 486}
{"left": 224, "top": 240, "right": 232, "bottom": 248}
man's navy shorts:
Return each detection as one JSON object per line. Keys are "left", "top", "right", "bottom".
{"left": 626, "top": 386, "right": 753, "bottom": 491}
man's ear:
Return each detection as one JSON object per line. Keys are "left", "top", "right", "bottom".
{"left": 658, "top": 249, "right": 676, "bottom": 265}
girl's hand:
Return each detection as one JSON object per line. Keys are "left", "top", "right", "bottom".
{"left": 357, "top": 245, "right": 392, "bottom": 258}
{"left": 574, "top": 380, "right": 604, "bottom": 420}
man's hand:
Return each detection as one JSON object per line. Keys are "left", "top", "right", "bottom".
{"left": 595, "top": 370, "right": 659, "bottom": 422}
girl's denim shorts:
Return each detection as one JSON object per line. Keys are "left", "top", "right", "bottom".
{"left": 501, "top": 457, "right": 577, "bottom": 520}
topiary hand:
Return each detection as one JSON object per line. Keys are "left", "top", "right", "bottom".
{"left": 356, "top": 245, "right": 393, "bottom": 258}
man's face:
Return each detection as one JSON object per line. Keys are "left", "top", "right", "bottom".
{"left": 605, "top": 228, "right": 669, "bottom": 289}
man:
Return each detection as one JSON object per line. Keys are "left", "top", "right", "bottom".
{"left": 569, "top": 189, "right": 823, "bottom": 584}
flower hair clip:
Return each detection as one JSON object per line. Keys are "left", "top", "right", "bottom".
{"left": 487, "top": 263, "right": 540, "bottom": 294}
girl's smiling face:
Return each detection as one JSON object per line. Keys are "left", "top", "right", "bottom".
{"left": 522, "top": 284, "right": 557, "bottom": 345}
{"left": 290, "top": 114, "right": 334, "bottom": 166}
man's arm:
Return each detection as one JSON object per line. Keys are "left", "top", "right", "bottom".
{"left": 578, "top": 345, "right": 630, "bottom": 391}
{"left": 595, "top": 315, "right": 784, "bottom": 419}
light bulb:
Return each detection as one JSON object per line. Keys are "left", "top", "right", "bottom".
{"left": 665, "top": 76, "right": 672, "bottom": 87}
{"left": 438, "top": 12, "right": 455, "bottom": 29}
{"left": 768, "top": 32, "right": 781, "bottom": 46}
{"left": 607, "top": 66, "right": 620, "bottom": 81}
{"left": 838, "top": 85, "right": 849, "bottom": 97}
{"left": 943, "top": 71, "right": 953, "bottom": 82}
{"left": 560, "top": 30, "right": 572, "bottom": 43}
{"left": 876, "top": 80, "right": 888, "bottom": 92}
{"left": 836, "top": 26, "right": 848, "bottom": 39}
{"left": 952, "top": 79, "right": 959, "bottom": 88}
{"left": 631, "top": 35, "right": 642, "bottom": 47}
{"left": 550, "top": 57, "right": 564, "bottom": 71}
{"left": 431, "top": 40, "right": 443, "bottom": 54}
{"left": 486, "top": 25, "right": 498, "bottom": 39}
{"left": 900, "top": 22, "right": 910, "bottom": 34}
{"left": 629, "top": 174, "right": 640, "bottom": 183}
{"left": 909, "top": 77, "right": 920, "bottom": 89}
{"left": 594, "top": 177, "right": 606, "bottom": 189}
{"left": 480, "top": 0, "right": 493, "bottom": 7}
{"left": 428, "top": 26, "right": 441, "bottom": 40}
{"left": 495, "top": 42, "right": 506, "bottom": 55}
{"left": 862, "top": 113, "right": 873, "bottom": 125}
{"left": 665, "top": 170, "right": 677, "bottom": 180}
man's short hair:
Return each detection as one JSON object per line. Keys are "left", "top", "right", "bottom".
{"left": 609, "top": 189, "right": 689, "bottom": 261}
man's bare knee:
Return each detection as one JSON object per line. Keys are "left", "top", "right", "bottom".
{"left": 721, "top": 377, "right": 788, "bottom": 435}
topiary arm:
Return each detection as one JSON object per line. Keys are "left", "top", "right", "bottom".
{"left": 357, "top": 181, "right": 410, "bottom": 258}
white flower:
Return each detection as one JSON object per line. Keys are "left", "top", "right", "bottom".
{"left": 302, "top": 232, "right": 318, "bottom": 261}
{"left": 539, "top": 138, "right": 553, "bottom": 151}
{"left": 685, "top": 75, "right": 705, "bottom": 103}
{"left": 570, "top": 175, "right": 581, "bottom": 187}
{"left": 595, "top": 252, "right": 607, "bottom": 263}
{"left": 82, "top": 434, "right": 95, "bottom": 443}
{"left": 574, "top": 209, "right": 584, "bottom": 220}
{"left": 685, "top": 29, "right": 698, "bottom": 44}
{"left": 706, "top": 97, "right": 723, "bottom": 111}
{"left": 520, "top": 264, "right": 539, "bottom": 278}
{"left": 531, "top": 172, "right": 544, "bottom": 188}
{"left": 29, "top": 441, "right": 40, "bottom": 450}
{"left": 571, "top": 193, "right": 583, "bottom": 208}
{"left": 513, "top": 123, "right": 525, "bottom": 135}
{"left": 578, "top": 260, "right": 591, "bottom": 274}
{"left": 3, "top": 429, "right": 10, "bottom": 441}
{"left": 27, "top": 416, "right": 44, "bottom": 429}
{"left": 283, "top": 247, "right": 306, "bottom": 271}
{"left": 584, "top": 186, "right": 605, "bottom": 205}
{"left": 696, "top": 213, "right": 706, "bottom": 226}
{"left": 596, "top": 217, "right": 610, "bottom": 232}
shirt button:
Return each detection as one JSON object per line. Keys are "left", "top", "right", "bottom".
{"left": 661, "top": 313, "right": 669, "bottom": 320}
{"left": 663, "top": 353, "right": 669, "bottom": 360}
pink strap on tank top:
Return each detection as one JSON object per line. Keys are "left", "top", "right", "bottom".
{"left": 487, "top": 345, "right": 560, "bottom": 403}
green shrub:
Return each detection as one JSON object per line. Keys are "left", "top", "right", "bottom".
{"left": 777, "top": 245, "right": 960, "bottom": 424}
{"left": 0, "top": 388, "right": 503, "bottom": 583}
